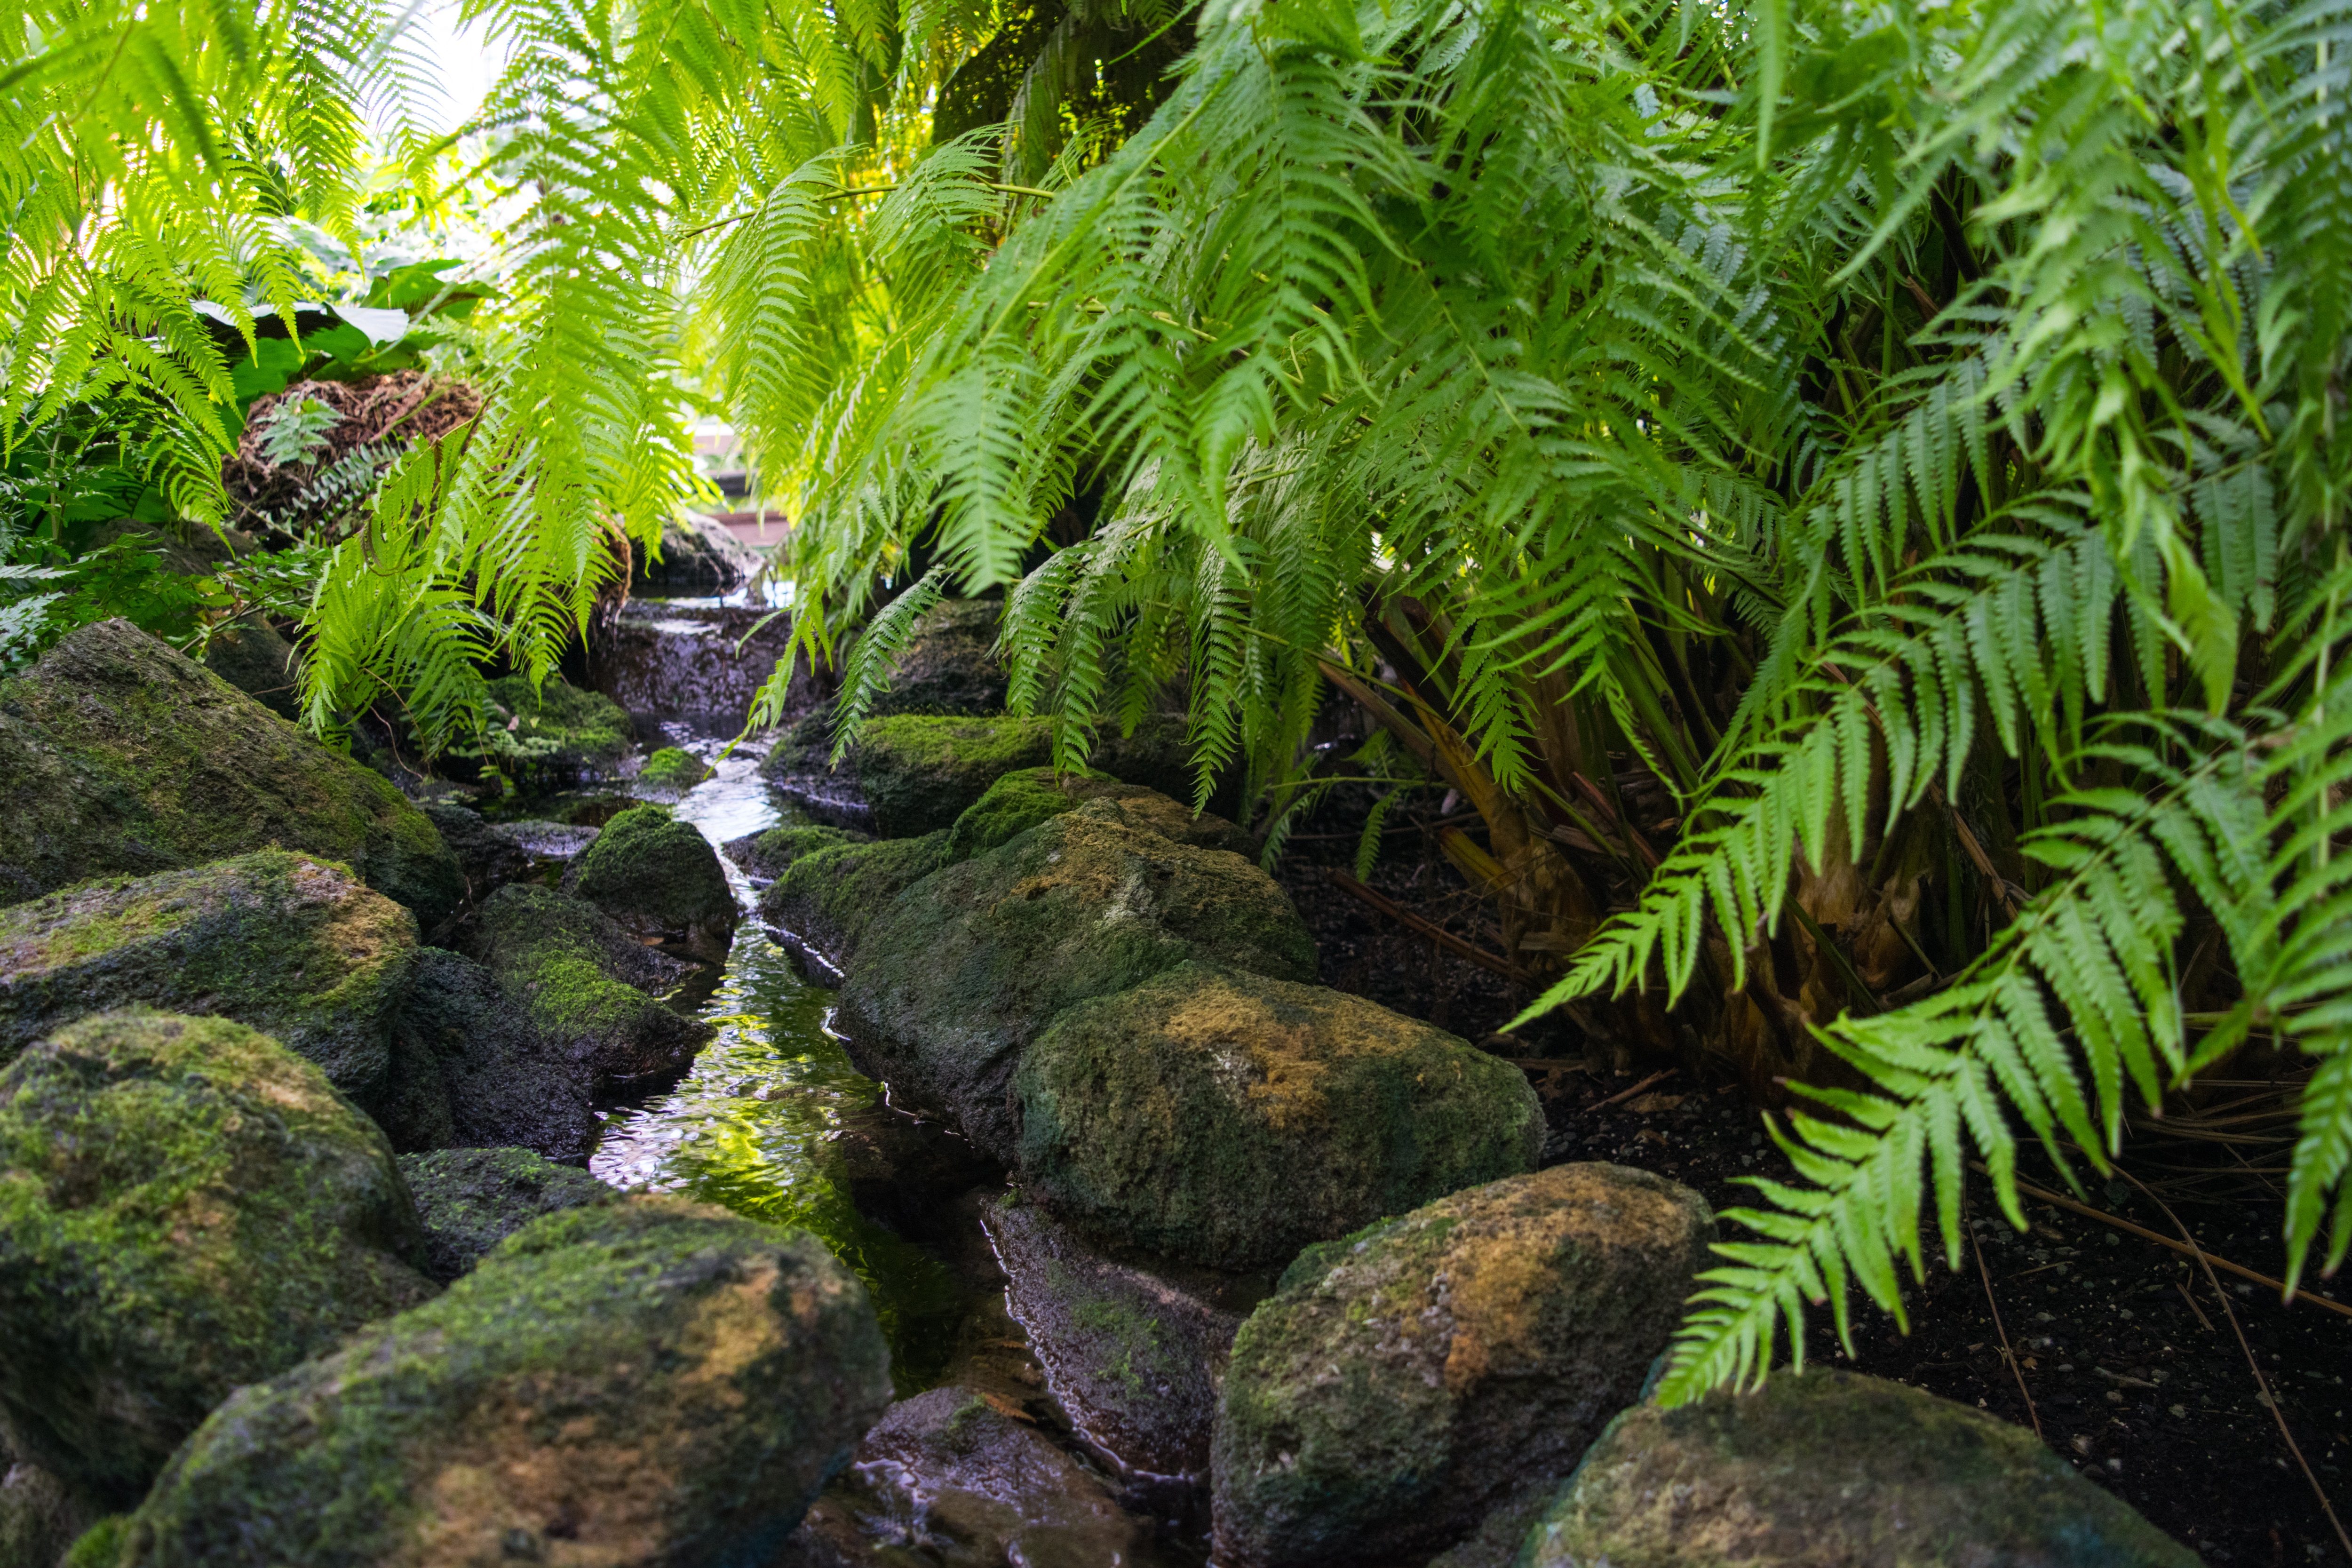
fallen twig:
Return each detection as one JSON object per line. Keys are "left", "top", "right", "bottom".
{"left": 1592, "top": 1068, "right": 1677, "bottom": 1110}
{"left": 1327, "top": 868, "right": 1529, "bottom": 982}
{"left": 1969, "top": 1208, "right": 2042, "bottom": 1439}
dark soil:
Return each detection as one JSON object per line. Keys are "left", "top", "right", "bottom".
{"left": 1277, "top": 821, "right": 2352, "bottom": 1567}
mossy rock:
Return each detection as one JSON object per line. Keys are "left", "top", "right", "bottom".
{"left": 982, "top": 1195, "right": 1264, "bottom": 1480}
{"left": 838, "top": 799, "right": 1316, "bottom": 1162}
{"left": 868, "top": 599, "right": 1010, "bottom": 719}
{"left": 1018, "top": 963, "right": 1543, "bottom": 1271}
{"left": 476, "top": 884, "right": 716, "bottom": 1101}
{"left": 1210, "top": 1164, "right": 1713, "bottom": 1568}
{"left": 637, "top": 745, "right": 713, "bottom": 798}
{"left": 0, "top": 619, "right": 461, "bottom": 927}
{"left": 757, "top": 831, "right": 954, "bottom": 975}
{"left": 397, "top": 1146, "right": 617, "bottom": 1282}
{"left": 381, "top": 949, "right": 600, "bottom": 1162}
{"left": 480, "top": 673, "right": 632, "bottom": 780}
{"left": 568, "top": 804, "right": 738, "bottom": 963}
{"left": 1, "top": 1433, "right": 104, "bottom": 1568}
{"left": 944, "top": 768, "right": 1254, "bottom": 863}
{"left": 781, "top": 1385, "right": 1150, "bottom": 1568}
{"left": 0, "top": 1011, "right": 435, "bottom": 1508}
{"left": 197, "top": 622, "right": 300, "bottom": 721}
{"left": 723, "top": 824, "right": 869, "bottom": 883}
{"left": 0, "top": 851, "right": 416, "bottom": 1110}
{"left": 118, "top": 1197, "right": 893, "bottom": 1568}
{"left": 1520, "top": 1366, "right": 2198, "bottom": 1568}
{"left": 842, "top": 715, "right": 1056, "bottom": 838}
{"left": 418, "top": 801, "right": 530, "bottom": 904}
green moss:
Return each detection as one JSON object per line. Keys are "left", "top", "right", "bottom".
{"left": 0, "top": 1011, "right": 434, "bottom": 1508}
{"left": 842, "top": 715, "right": 1054, "bottom": 836}
{"left": 636, "top": 745, "right": 710, "bottom": 797}
{"left": 0, "top": 851, "right": 418, "bottom": 1106}
{"left": 568, "top": 803, "right": 736, "bottom": 961}
{"left": 476, "top": 884, "right": 715, "bottom": 1099}
{"left": 757, "top": 831, "right": 952, "bottom": 968}
{"left": 63, "top": 1516, "right": 127, "bottom": 1568}
{"left": 119, "top": 1199, "right": 893, "bottom": 1568}
{"left": 397, "top": 1147, "right": 616, "bottom": 1281}
{"left": 839, "top": 800, "right": 1317, "bottom": 1162}
{"left": 945, "top": 767, "right": 1255, "bottom": 862}
{"left": 480, "top": 674, "right": 632, "bottom": 777}
{"left": 1016, "top": 963, "right": 1539, "bottom": 1269}
{"left": 0, "top": 618, "right": 461, "bottom": 926}
{"left": 725, "top": 823, "right": 864, "bottom": 882}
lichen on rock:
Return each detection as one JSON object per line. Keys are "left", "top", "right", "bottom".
{"left": 0, "top": 1011, "right": 435, "bottom": 1508}
{"left": 567, "top": 803, "right": 738, "bottom": 962}
{"left": 397, "top": 1146, "right": 617, "bottom": 1282}
{"left": 842, "top": 715, "right": 1056, "bottom": 838}
{"left": 475, "top": 883, "right": 715, "bottom": 1101}
{"left": 1520, "top": 1366, "right": 2198, "bottom": 1568}
{"left": 118, "top": 1197, "right": 893, "bottom": 1568}
{"left": 839, "top": 800, "right": 1317, "bottom": 1161}
{"left": 0, "top": 851, "right": 417, "bottom": 1109}
{"left": 1016, "top": 962, "right": 1543, "bottom": 1270}
{"left": 0, "top": 618, "right": 460, "bottom": 927}
{"left": 1209, "top": 1163, "right": 1713, "bottom": 1568}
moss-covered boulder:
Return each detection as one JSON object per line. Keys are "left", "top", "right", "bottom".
{"left": 1017, "top": 963, "right": 1542, "bottom": 1271}
{"left": 0, "top": 1011, "right": 435, "bottom": 1507}
{"left": 636, "top": 744, "right": 713, "bottom": 798}
{"left": 983, "top": 1194, "right": 1263, "bottom": 1480}
{"left": 119, "top": 1198, "right": 893, "bottom": 1568}
{"left": 723, "top": 823, "right": 870, "bottom": 883}
{"left": 379, "top": 947, "right": 600, "bottom": 1160}
{"left": 0, "top": 619, "right": 460, "bottom": 926}
{"left": 397, "top": 1146, "right": 617, "bottom": 1282}
{"left": 1521, "top": 1367, "right": 2197, "bottom": 1568}
{"left": 198, "top": 622, "right": 301, "bottom": 721}
{"left": 476, "top": 883, "right": 716, "bottom": 1101}
{"left": 418, "top": 800, "right": 530, "bottom": 904}
{"left": 842, "top": 715, "right": 1056, "bottom": 838}
{"left": 0, "top": 852, "right": 416, "bottom": 1107}
{"left": 480, "top": 672, "right": 632, "bottom": 780}
{"left": 840, "top": 801, "right": 1316, "bottom": 1160}
{"left": 567, "top": 804, "right": 738, "bottom": 963}
{"left": 758, "top": 831, "right": 953, "bottom": 975}
{"left": 780, "top": 1385, "right": 1153, "bottom": 1568}
{"left": 944, "top": 768, "right": 1253, "bottom": 863}
{"left": 1210, "top": 1164, "right": 1713, "bottom": 1568}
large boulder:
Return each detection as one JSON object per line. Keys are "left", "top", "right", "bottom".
{"left": 839, "top": 800, "right": 1317, "bottom": 1161}
{"left": 983, "top": 1195, "right": 1262, "bottom": 1479}
{"left": 377, "top": 947, "right": 600, "bottom": 1160}
{"left": 0, "top": 1011, "right": 435, "bottom": 1507}
{"left": 0, "top": 852, "right": 415, "bottom": 1107}
{"left": 0, "top": 618, "right": 460, "bottom": 926}
{"left": 781, "top": 1386, "right": 1156, "bottom": 1568}
{"left": 198, "top": 621, "right": 301, "bottom": 721}
{"left": 118, "top": 1198, "right": 894, "bottom": 1568}
{"left": 476, "top": 884, "right": 716, "bottom": 1101}
{"left": 867, "top": 599, "right": 1010, "bottom": 719}
{"left": 418, "top": 800, "right": 531, "bottom": 905}
{"left": 758, "top": 832, "right": 952, "bottom": 975}
{"left": 636, "top": 744, "right": 713, "bottom": 799}
{"left": 1017, "top": 963, "right": 1542, "bottom": 1270}
{"left": 1522, "top": 1367, "right": 2198, "bottom": 1568}
{"left": 724, "top": 823, "right": 869, "bottom": 883}
{"left": 480, "top": 673, "right": 632, "bottom": 783}
{"left": 567, "top": 804, "right": 738, "bottom": 963}
{"left": 944, "top": 769, "right": 1253, "bottom": 863}
{"left": 841, "top": 716, "right": 1055, "bottom": 838}
{"left": 397, "top": 1146, "right": 617, "bottom": 1282}
{"left": 1210, "top": 1164, "right": 1713, "bottom": 1568}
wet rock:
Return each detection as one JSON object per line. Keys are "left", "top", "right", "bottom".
{"left": 0, "top": 851, "right": 416, "bottom": 1108}
{"left": 488, "top": 817, "right": 602, "bottom": 863}
{"left": 635, "top": 510, "right": 762, "bottom": 590}
{"left": 724, "top": 823, "right": 870, "bottom": 884}
{"left": 594, "top": 601, "right": 819, "bottom": 730}
{"left": 381, "top": 948, "right": 600, "bottom": 1160}
{"left": 0, "top": 618, "right": 461, "bottom": 926}
{"left": 839, "top": 800, "right": 1316, "bottom": 1161}
{"left": 983, "top": 1195, "right": 1266, "bottom": 1479}
{"left": 1424, "top": 1484, "right": 1565, "bottom": 1568}
{"left": 198, "top": 621, "right": 301, "bottom": 721}
{"left": 419, "top": 801, "right": 530, "bottom": 905}
{"left": 476, "top": 883, "right": 715, "bottom": 1101}
{"left": 1523, "top": 1366, "right": 2198, "bottom": 1568}
{"left": 0, "top": 1431, "right": 103, "bottom": 1568}
{"left": 779, "top": 1386, "right": 1155, "bottom": 1568}
{"left": 840, "top": 716, "right": 1056, "bottom": 839}
{"left": 637, "top": 744, "right": 713, "bottom": 798}
{"left": 0, "top": 1011, "right": 435, "bottom": 1507}
{"left": 1210, "top": 1163, "right": 1713, "bottom": 1568}
{"left": 1017, "top": 963, "right": 1542, "bottom": 1271}
{"left": 567, "top": 804, "right": 738, "bottom": 963}
{"left": 397, "top": 1146, "right": 617, "bottom": 1282}
{"left": 480, "top": 672, "right": 633, "bottom": 783}
{"left": 944, "top": 769, "right": 1254, "bottom": 863}
{"left": 759, "top": 832, "right": 952, "bottom": 975}
{"left": 119, "top": 1198, "right": 892, "bottom": 1568}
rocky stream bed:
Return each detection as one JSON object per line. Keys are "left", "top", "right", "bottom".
{"left": 0, "top": 602, "right": 2292, "bottom": 1566}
